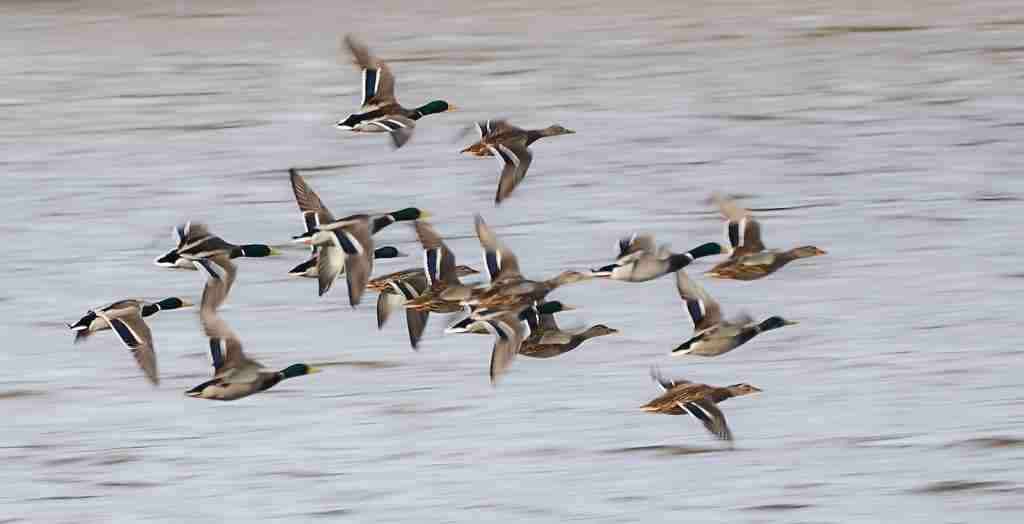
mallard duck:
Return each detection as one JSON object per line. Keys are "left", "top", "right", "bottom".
{"left": 518, "top": 303, "right": 618, "bottom": 358}
{"left": 287, "top": 246, "right": 405, "bottom": 278}
{"left": 371, "top": 264, "right": 477, "bottom": 347}
{"left": 447, "top": 215, "right": 591, "bottom": 316}
{"left": 591, "top": 233, "right": 723, "bottom": 282}
{"left": 642, "top": 367, "right": 762, "bottom": 442}
{"left": 66, "top": 297, "right": 191, "bottom": 385}
{"left": 705, "top": 193, "right": 826, "bottom": 280}
{"left": 672, "top": 270, "right": 796, "bottom": 357}
{"left": 372, "top": 222, "right": 480, "bottom": 348}
{"left": 288, "top": 170, "right": 426, "bottom": 302}
{"left": 443, "top": 302, "right": 580, "bottom": 384}
{"left": 292, "top": 214, "right": 374, "bottom": 306}
{"left": 460, "top": 119, "right": 575, "bottom": 204}
{"left": 403, "top": 221, "right": 479, "bottom": 313}
{"left": 444, "top": 300, "right": 568, "bottom": 335}
{"left": 368, "top": 264, "right": 478, "bottom": 294}
{"left": 335, "top": 35, "right": 456, "bottom": 148}
{"left": 154, "top": 222, "right": 280, "bottom": 269}
{"left": 186, "top": 274, "right": 320, "bottom": 401}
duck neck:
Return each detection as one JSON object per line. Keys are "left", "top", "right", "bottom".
{"left": 525, "top": 126, "right": 560, "bottom": 145}
{"left": 709, "top": 388, "right": 734, "bottom": 403}
{"left": 665, "top": 253, "right": 693, "bottom": 273}
{"left": 235, "top": 244, "right": 274, "bottom": 258}
{"left": 579, "top": 326, "right": 609, "bottom": 341}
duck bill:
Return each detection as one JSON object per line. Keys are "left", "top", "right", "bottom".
{"left": 307, "top": 366, "right": 323, "bottom": 374}
{"left": 445, "top": 104, "right": 458, "bottom": 112}
{"left": 783, "top": 320, "right": 799, "bottom": 327}
{"left": 268, "top": 247, "right": 283, "bottom": 256}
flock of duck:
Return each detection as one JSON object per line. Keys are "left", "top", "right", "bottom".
{"left": 66, "top": 35, "right": 826, "bottom": 444}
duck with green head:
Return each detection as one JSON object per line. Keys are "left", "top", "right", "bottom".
{"left": 154, "top": 221, "right": 280, "bottom": 270}
{"left": 335, "top": 35, "right": 456, "bottom": 148}
{"left": 67, "top": 297, "right": 193, "bottom": 385}
{"left": 187, "top": 269, "right": 320, "bottom": 401}
{"left": 287, "top": 170, "right": 428, "bottom": 300}
{"left": 671, "top": 270, "right": 797, "bottom": 357}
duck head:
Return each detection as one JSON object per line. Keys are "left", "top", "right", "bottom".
{"left": 726, "top": 383, "right": 762, "bottom": 397}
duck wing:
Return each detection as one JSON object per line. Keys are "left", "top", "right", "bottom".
{"left": 328, "top": 215, "right": 374, "bottom": 306}
{"left": 476, "top": 119, "right": 518, "bottom": 139}
{"left": 197, "top": 255, "right": 238, "bottom": 312}
{"left": 344, "top": 34, "right": 397, "bottom": 108}
{"left": 675, "top": 270, "right": 722, "bottom": 333}
{"left": 201, "top": 306, "right": 263, "bottom": 383}
{"left": 414, "top": 221, "right": 460, "bottom": 287}
{"left": 682, "top": 398, "right": 734, "bottom": 441}
{"left": 713, "top": 192, "right": 765, "bottom": 256}
{"left": 483, "top": 313, "right": 527, "bottom": 385}
{"left": 649, "top": 366, "right": 695, "bottom": 392}
{"left": 491, "top": 141, "right": 533, "bottom": 205}
{"left": 289, "top": 169, "right": 336, "bottom": 229}
{"left": 95, "top": 308, "right": 158, "bottom": 385}
{"left": 358, "top": 115, "right": 417, "bottom": 149}
{"left": 316, "top": 246, "right": 345, "bottom": 297}
{"left": 474, "top": 214, "right": 522, "bottom": 285}
{"left": 618, "top": 233, "right": 656, "bottom": 260}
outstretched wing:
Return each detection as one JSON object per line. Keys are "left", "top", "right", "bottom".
{"left": 484, "top": 313, "right": 527, "bottom": 385}
{"left": 712, "top": 192, "right": 765, "bottom": 256}
{"left": 682, "top": 399, "right": 733, "bottom": 441}
{"left": 95, "top": 311, "right": 158, "bottom": 385}
{"left": 415, "top": 221, "right": 459, "bottom": 287}
{"left": 197, "top": 256, "right": 238, "bottom": 313}
{"left": 344, "top": 34, "right": 397, "bottom": 108}
{"left": 492, "top": 142, "right": 533, "bottom": 204}
{"left": 474, "top": 214, "right": 522, "bottom": 284}
{"left": 290, "top": 169, "right": 335, "bottom": 226}
{"left": 675, "top": 270, "right": 722, "bottom": 332}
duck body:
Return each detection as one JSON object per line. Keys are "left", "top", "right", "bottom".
{"left": 707, "top": 247, "right": 825, "bottom": 281}
{"left": 461, "top": 119, "right": 574, "bottom": 204}
{"left": 374, "top": 221, "right": 479, "bottom": 348}
{"left": 187, "top": 262, "right": 320, "bottom": 401}
{"left": 705, "top": 193, "right": 825, "bottom": 280}
{"left": 642, "top": 367, "right": 762, "bottom": 442}
{"left": 518, "top": 305, "right": 618, "bottom": 358}
{"left": 66, "top": 297, "right": 190, "bottom": 385}
{"left": 289, "top": 246, "right": 405, "bottom": 278}
{"left": 670, "top": 270, "right": 796, "bottom": 357}
{"left": 154, "top": 222, "right": 279, "bottom": 270}
{"left": 591, "top": 234, "right": 724, "bottom": 282}
{"left": 336, "top": 35, "right": 455, "bottom": 148}
{"left": 288, "top": 170, "right": 428, "bottom": 303}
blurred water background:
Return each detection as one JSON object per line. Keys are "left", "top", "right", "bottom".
{"left": 2, "top": 1, "right": 1023, "bottom": 522}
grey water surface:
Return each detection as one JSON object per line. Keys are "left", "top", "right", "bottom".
{"left": 2, "top": 1, "right": 1023, "bottom": 522}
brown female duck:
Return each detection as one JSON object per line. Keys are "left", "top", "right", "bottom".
{"left": 705, "top": 193, "right": 826, "bottom": 281}
{"left": 642, "top": 367, "right": 762, "bottom": 442}
{"left": 461, "top": 119, "right": 575, "bottom": 204}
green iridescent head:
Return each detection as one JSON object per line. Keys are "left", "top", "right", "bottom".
{"left": 388, "top": 207, "right": 429, "bottom": 222}
{"left": 280, "top": 363, "right": 322, "bottom": 379}
{"left": 415, "top": 100, "right": 455, "bottom": 116}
